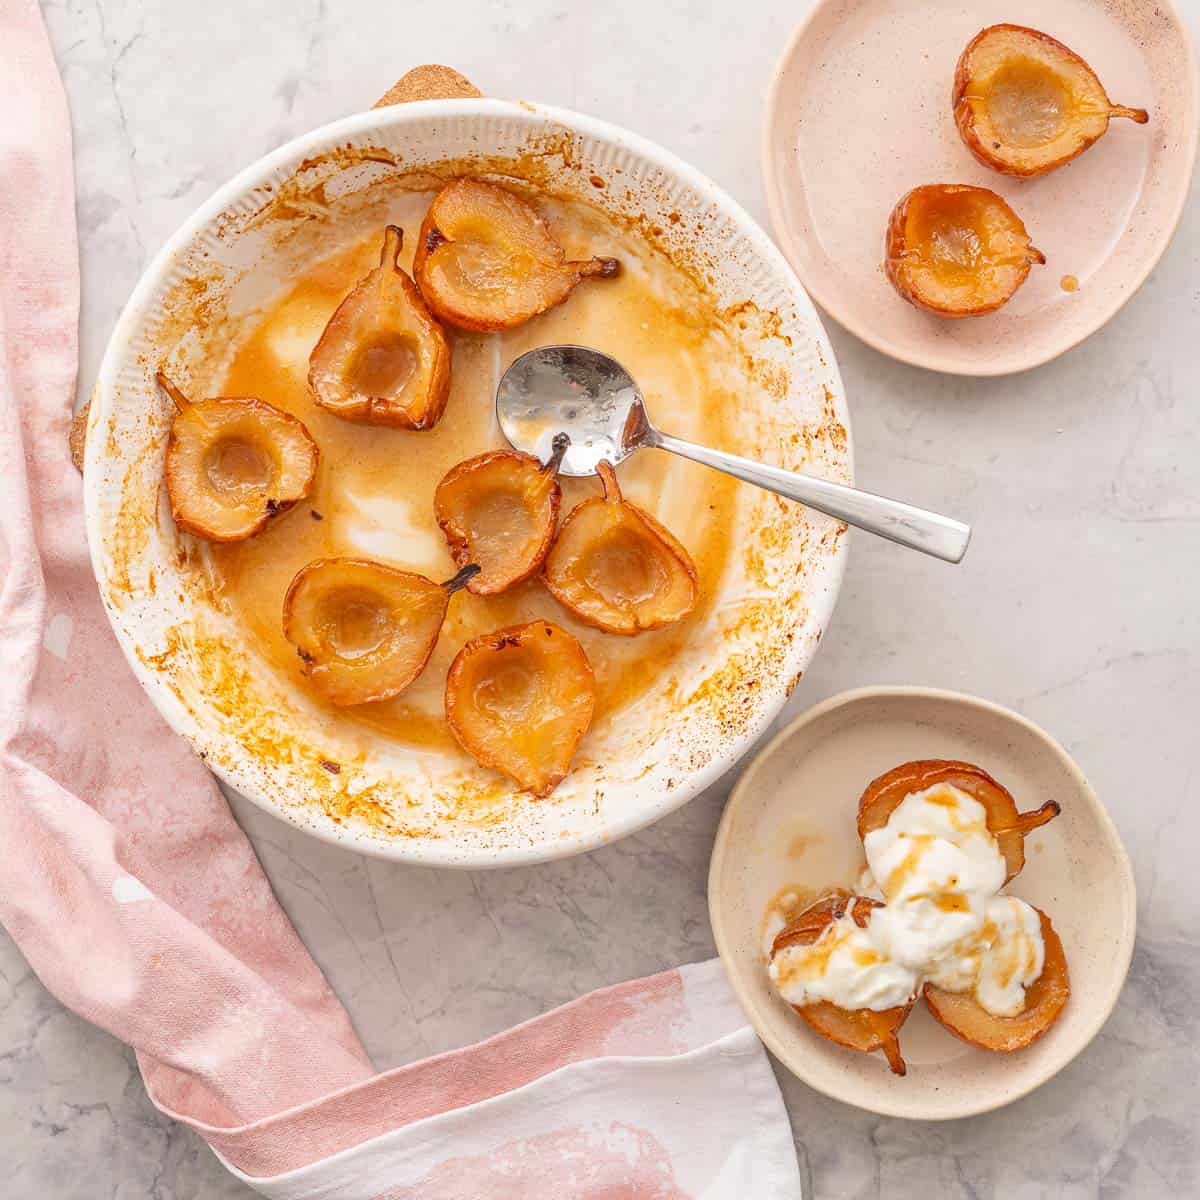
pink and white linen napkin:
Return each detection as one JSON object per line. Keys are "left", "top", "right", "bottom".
{"left": 0, "top": 2, "right": 802, "bottom": 1195}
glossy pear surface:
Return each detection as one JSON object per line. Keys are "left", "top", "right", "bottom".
{"left": 283, "top": 558, "right": 474, "bottom": 707}
{"left": 413, "top": 179, "right": 618, "bottom": 331}
{"left": 924, "top": 907, "right": 1070, "bottom": 1051}
{"left": 857, "top": 759, "right": 1060, "bottom": 885}
{"left": 954, "top": 24, "right": 1148, "bottom": 178}
{"left": 309, "top": 225, "right": 451, "bottom": 430}
{"left": 161, "top": 373, "right": 318, "bottom": 542}
{"left": 771, "top": 894, "right": 913, "bottom": 1076}
{"left": 434, "top": 446, "right": 562, "bottom": 595}
{"left": 444, "top": 620, "right": 595, "bottom": 797}
{"left": 885, "top": 184, "right": 1044, "bottom": 317}
{"left": 543, "top": 461, "right": 697, "bottom": 635}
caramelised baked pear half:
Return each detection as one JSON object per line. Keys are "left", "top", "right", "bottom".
{"left": 771, "top": 894, "right": 914, "bottom": 1076}
{"left": 445, "top": 620, "right": 595, "bottom": 797}
{"left": 158, "top": 371, "right": 318, "bottom": 542}
{"left": 434, "top": 435, "right": 567, "bottom": 595}
{"left": 283, "top": 558, "right": 478, "bottom": 707}
{"left": 954, "top": 24, "right": 1148, "bottom": 178}
{"left": 885, "top": 185, "right": 1044, "bottom": 317}
{"left": 925, "top": 906, "right": 1070, "bottom": 1051}
{"left": 413, "top": 179, "right": 619, "bottom": 331}
{"left": 857, "top": 759, "right": 1060, "bottom": 885}
{"left": 309, "top": 226, "right": 451, "bottom": 430}
{"left": 543, "top": 461, "right": 697, "bottom": 636}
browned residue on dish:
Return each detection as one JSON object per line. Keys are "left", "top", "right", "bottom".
{"left": 722, "top": 299, "right": 793, "bottom": 347}
{"left": 242, "top": 145, "right": 400, "bottom": 229}
{"left": 106, "top": 439, "right": 165, "bottom": 600}
{"left": 785, "top": 667, "right": 806, "bottom": 698}
{"left": 819, "top": 386, "right": 849, "bottom": 455}
{"left": 139, "top": 613, "right": 524, "bottom": 835}
{"left": 788, "top": 832, "right": 821, "bottom": 859}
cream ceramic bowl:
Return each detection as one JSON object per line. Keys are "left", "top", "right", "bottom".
{"left": 83, "top": 99, "right": 851, "bottom": 867}
{"left": 708, "top": 687, "right": 1136, "bottom": 1118}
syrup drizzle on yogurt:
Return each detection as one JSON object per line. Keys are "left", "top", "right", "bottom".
{"left": 770, "top": 783, "right": 1045, "bottom": 1016}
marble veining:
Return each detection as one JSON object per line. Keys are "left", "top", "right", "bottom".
{"left": 6, "top": 0, "right": 1198, "bottom": 1194}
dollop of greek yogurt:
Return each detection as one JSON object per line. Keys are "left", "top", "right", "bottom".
{"left": 769, "top": 783, "right": 1045, "bottom": 1016}
{"left": 768, "top": 898, "right": 919, "bottom": 1011}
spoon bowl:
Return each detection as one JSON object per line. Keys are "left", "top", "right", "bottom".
{"left": 497, "top": 344, "right": 972, "bottom": 563}
{"left": 496, "top": 344, "right": 648, "bottom": 476}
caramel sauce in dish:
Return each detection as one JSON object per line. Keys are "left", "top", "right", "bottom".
{"left": 210, "top": 190, "right": 739, "bottom": 758}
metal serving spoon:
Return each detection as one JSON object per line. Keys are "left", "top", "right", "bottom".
{"left": 496, "top": 344, "right": 971, "bottom": 563}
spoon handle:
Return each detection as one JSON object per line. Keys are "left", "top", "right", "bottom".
{"left": 652, "top": 431, "right": 971, "bottom": 563}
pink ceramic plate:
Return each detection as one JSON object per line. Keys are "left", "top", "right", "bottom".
{"left": 762, "top": 0, "right": 1198, "bottom": 375}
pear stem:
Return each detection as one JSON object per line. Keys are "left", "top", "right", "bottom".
{"left": 381, "top": 224, "right": 404, "bottom": 268}
{"left": 155, "top": 369, "right": 192, "bottom": 415}
{"left": 575, "top": 255, "right": 620, "bottom": 279}
{"left": 596, "top": 459, "right": 622, "bottom": 503}
{"left": 874, "top": 1020, "right": 907, "bottom": 1076}
{"left": 543, "top": 432, "right": 570, "bottom": 477}
{"left": 442, "top": 563, "right": 481, "bottom": 594}
{"left": 993, "top": 800, "right": 1061, "bottom": 837}
{"left": 1110, "top": 104, "right": 1149, "bottom": 124}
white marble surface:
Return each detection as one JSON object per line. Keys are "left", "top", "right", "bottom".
{"left": 4, "top": 0, "right": 1198, "bottom": 1195}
